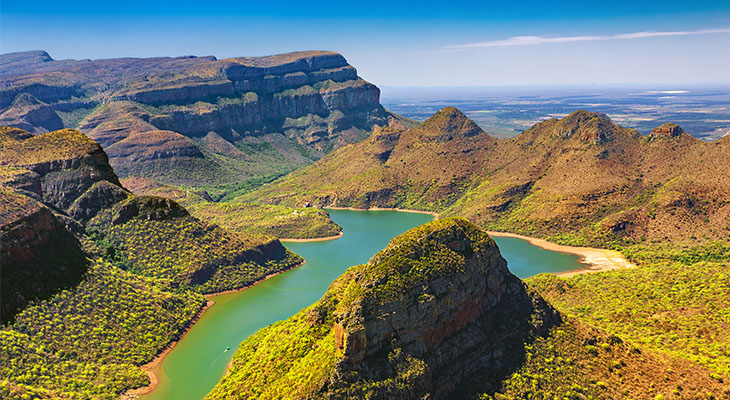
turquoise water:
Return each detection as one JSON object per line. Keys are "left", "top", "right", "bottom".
{"left": 141, "top": 209, "right": 584, "bottom": 399}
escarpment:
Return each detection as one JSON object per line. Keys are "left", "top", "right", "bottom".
{"left": 208, "top": 218, "right": 560, "bottom": 400}
{"left": 0, "top": 50, "right": 403, "bottom": 188}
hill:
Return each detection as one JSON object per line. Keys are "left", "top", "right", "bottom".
{"left": 247, "top": 108, "right": 730, "bottom": 246}
{"left": 0, "top": 50, "right": 409, "bottom": 192}
{"left": 208, "top": 218, "right": 560, "bottom": 399}
{"left": 208, "top": 218, "right": 730, "bottom": 399}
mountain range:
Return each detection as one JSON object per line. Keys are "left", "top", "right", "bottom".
{"left": 1, "top": 50, "right": 729, "bottom": 400}
{"left": 247, "top": 107, "right": 730, "bottom": 246}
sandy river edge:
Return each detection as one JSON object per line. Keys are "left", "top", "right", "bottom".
{"left": 485, "top": 231, "right": 636, "bottom": 277}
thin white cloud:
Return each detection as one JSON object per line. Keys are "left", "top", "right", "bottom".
{"left": 447, "top": 27, "right": 730, "bottom": 49}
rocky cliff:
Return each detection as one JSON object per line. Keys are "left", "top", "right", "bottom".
{"left": 0, "top": 50, "right": 403, "bottom": 189}
{"left": 0, "top": 190, "right": 89, "bottom": 323}
{"left": 208, "top": 218, "right": 559, "bottom": 399}
{"left": 248, "top": 108, "right": 730, "bottom": 246}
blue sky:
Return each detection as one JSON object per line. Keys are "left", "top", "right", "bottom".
{"left": 2, "top": 0, "right": 729, "bottom": 86}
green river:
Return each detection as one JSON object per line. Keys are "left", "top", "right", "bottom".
{"left": 141, "top": 209, "right": 584, "bottom": 399}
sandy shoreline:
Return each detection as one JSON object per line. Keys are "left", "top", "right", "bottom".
{"left": 485, "top": 231, "right": 636, "bottom": 276}
{"left": 323, "top": 206, "right": 633, "bottom": 276}
{"left": 325, "top": 206, "right": 440, "bottom": 218}
{"left": 120, "top": 260, "right": 306, "bottom": 399}
{"left": 279, "top": 232, "right": 343, "bottom": 242}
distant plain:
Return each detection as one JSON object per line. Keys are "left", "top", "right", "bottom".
{"left": 382, "top": 86, "right": 730, "bottom": 140}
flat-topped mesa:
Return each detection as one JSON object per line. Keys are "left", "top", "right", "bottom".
{"left": 209, "top": 218, "right": 560, "bottom": 400}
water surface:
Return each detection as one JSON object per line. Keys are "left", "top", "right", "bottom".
{"left": 142, "top": 210, "right": 585, "bottom": 399}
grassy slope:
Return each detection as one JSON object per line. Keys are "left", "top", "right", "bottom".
{"left": 88, "top": 196, "right": 303, "bottom": 294}
{"left": 485, "top": 242, "right": 730, "bottom": 399}
{"left": 0, "top": 260, "right": 205, "bottom": 400}
{"left": 0, "top": 126, "right": 306, "bottom": 399}
{"left": 121, "top": 176, "right": 343, "bottom": 239}
{"left": 188, "top": 201, "right": 342, "bottom": 239}
{"left": 207, "top": 218, "right": 510, "bottom": 399}
{"left": 246, "top": 109, "right": 730, "bottom": 246}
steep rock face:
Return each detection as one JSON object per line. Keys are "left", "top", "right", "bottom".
{"left": 1, "top": 50, "right": 399, "bottom": 188}
{"left": 208, "top": 218, "right": 559, "bottom": 399}
{"left": 0, "top": 190, "right": 88, "bottom": 323}
{"left": 0, "top": 127, "right": 127, "bottom": 219}
{"left": 649, "top": 122, "right": 686, "bottom": 139}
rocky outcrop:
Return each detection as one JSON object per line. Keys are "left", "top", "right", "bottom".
{"left": 209, "top": 218, "right": 560, "bottom": 400}
{"left": 553, "top": 110, "right": 623, "bottom": 144}
{"left": 0, "top": 93, "right": 63, "bottom": 133}
{"left": 111, "top": 195, "right": 189, "bottom": 225}
{"left": 0, "top": 190, "right": 89, "bottom": 323}
{"left": 0, "top": 127, "right": 126, "bottom": 216}
{"left": 648, "top": 122, "right": 691, "bottom": 140}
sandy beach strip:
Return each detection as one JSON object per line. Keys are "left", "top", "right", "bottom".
{"left": 486, "top": 231, "right": 636, "bottom": 276}
{"left": 279, "top": 232, "right": 343, "bottom": 242}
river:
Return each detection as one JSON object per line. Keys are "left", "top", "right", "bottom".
{"left": 141, "top": 209, "right": 584, "bottom": 400}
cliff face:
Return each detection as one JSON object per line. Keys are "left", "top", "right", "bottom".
{"left": 208, "top": 218, "right": 559, "bottom": 400}
{"left": 0, "top": 126, "right": 128, "bottom": 220}
{"left": 248, "top": 108, "right": 730, "bottom": 245}
{"left": 0, "top": 190, "right": 88, "bottom": 323}
{"left": 0, "top": 50, "right": 399, "bottom": 188}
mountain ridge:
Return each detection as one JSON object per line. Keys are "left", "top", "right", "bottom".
{"left": 246, "top": 107, "right": 730, "bottom": 246}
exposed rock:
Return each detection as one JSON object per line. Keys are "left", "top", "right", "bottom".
{"left": 209, "top": 218, "right": 560, "bottom": 399}
{"left": 1, "top": 127, "right": 128, "bottom": 222}
{"left": 0, "top": 190, "right": 89, "bottom": 323}
{"left": 105, "top": 130, "right": 205, "bottom": 161}
{"left": 649, "top": 122, "right": 687, "bottom": 139}
{"left": 0, "top": 50, "right": 396, "bottom": 188}
{"left": 0, "top": 127, "right": 124, "bottom": 214}
{"left": 111, "top": 195, "right": 189, "bottom": 225}
{"left": 0, "top": 93, "right": 63, "bottom": 133}
{"left": 554, "top": 110, "right": 621, "bottom": 144}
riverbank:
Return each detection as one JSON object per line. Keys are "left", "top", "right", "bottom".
{"left": 121, "top": 259, "right": 306, "bottom": 399}
{"left": 279, "top": 232, "right": 343, "bottom": 242}
{"left": 325, "top": 206, "right": 440, "bottom": 219}
{"left": 486, "top": 231, "right": 636, "bottom": 276}
{"left": 322, "top": 206, "right": 632, "bottom": 277}
{"left": 121, "top": 299, "right": 213, "bottom": 399}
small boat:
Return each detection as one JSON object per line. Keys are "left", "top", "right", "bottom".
{"left": 225, "top": 346, "right": 230, "bottom": 352}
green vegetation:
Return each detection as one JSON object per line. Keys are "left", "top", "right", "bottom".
{"left": 89, "top": 197, "right": 302, "bottom": 293}
{"left": 1, "top": 127, "right": 102, "bottom": 165}
{"left": 482, "top": 318, "right": 729, "bottom": 399}
{"left": 0, "top": 260, "right": 205, "bottom": 399}
{"left": 528, "top": 242, "right": 730, "bottom": 376}
{"left": 189, "top": 201, "right": 341, "bottom": 239}
{"left": 208, "top": 218, "right": 539, "bottom": 399}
